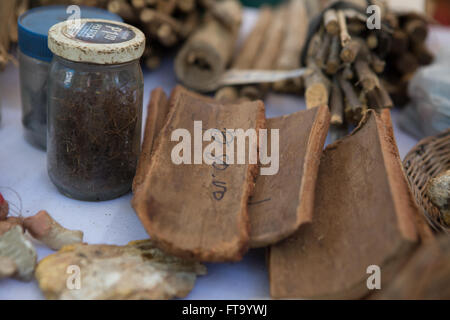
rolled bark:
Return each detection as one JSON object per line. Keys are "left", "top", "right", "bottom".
{"left": 233, "top": 6, "right": 273, "bottom": 70}
{"left": 175, "top": 0, "right": 242, "bottom": 92}
{"left": 273, "top": 0, "right": 308, "bottom": 93}
{"left": 241, "top": 6, "right": 286, "bottom": 100}
{"left": 215, "top": 6, "right": 272, "bottom": 102}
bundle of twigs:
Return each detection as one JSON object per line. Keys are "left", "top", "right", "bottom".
{"left": 107, "top": 0, "right": 206, "bottom": 70}
{"left": 32, "top": 0, "right": 206, "bottom": 70}
{"left": 382, "top": 12, "right": 434, "bottom": 106}
{"left": 300, "top": 0, "right": 433, "bottom": 141}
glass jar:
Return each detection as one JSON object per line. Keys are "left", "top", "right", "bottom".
{"left": 47, "top": 19, "right": 145, "bottom": 201}
{"left": 18, "top": 6, "right": 123, "bottom": 150}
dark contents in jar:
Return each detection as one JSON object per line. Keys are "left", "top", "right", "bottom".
{"left": 48, "top": 75, "right": 141, "bottom": 201}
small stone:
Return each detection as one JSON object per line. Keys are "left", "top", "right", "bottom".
{"left": 35, "top": 239, "right": 206, "bottom": 300}
{"left": 426, "top": 170, "right": 450, "bottom": 226}
{"left": 0, "top": 226, "right": 37, "bottom": 281}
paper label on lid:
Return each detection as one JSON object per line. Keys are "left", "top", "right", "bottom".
{"left": 63, "top": 21, "right": 135, "bottom": 44}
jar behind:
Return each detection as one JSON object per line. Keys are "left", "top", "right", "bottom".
{"left": 47, "top": 56, "right": 143, "bottom": 201}
{"left": 19, "top": 50, "right": 49, "bottom": 149}
{"left": 17, "top": 6, "right": 123, "bottom": 150}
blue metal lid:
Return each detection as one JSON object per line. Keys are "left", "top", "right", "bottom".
{"left": 18, "top": 5, "right": 123, "bottom": 62}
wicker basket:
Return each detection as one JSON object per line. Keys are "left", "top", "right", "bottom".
{"left": 403, "top": 129, "right": 450, "bottom": 233}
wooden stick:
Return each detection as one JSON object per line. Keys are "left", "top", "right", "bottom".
{"left": 316, "top": 33, "right": 332, "bottom": 69}
{"left": 342, "top": 63, "right": 354, "bottom": 80}
{"left": 177, "top": 0, "right": 196, "bottom": 13}
{"left": 355, "top": 57, "right": 380, "bottom": 93}
{"left": 326, "top": 35, "right": 340, "bottom": 75}
{"left": 338, "top": 74, "right": 362, "bottom": 124}
{"left": 324, "top": 9, "right": 339, "bottom": 35}
{"left": 367, "top": 33, "right": 378, "bottom": 49}
{"left": 156, "top": 0, "right": 177, "bottom": 15}
{"left": 330, "top": 77, "right": 344, "bottom": 125}
{"left": 370, "top": 52, "right": 386, "bottom": 74}
{"left": 340, "top": 39, "right": 360, "bottom": 63}
{"left": 337, "top": 10, "right": 351, "bottom": 48}
{"left": 304, "top": 62, "right": 330, "bottom": 109}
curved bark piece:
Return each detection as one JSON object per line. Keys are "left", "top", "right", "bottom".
{"left": 133, "top": 88, "right": 170, "bottom": 192}
{"left": 132, "top": 86, "right": 265, "bottom": 262}
{"left": 249, "top": 105, "right": 330, "bottom": 248}
{"left": 269, "top": 109, "right": 427, "bottom": 299}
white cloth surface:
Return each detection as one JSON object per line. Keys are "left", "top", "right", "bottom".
{"left": 0, "top": 9, "right": 448, "bottom": 300}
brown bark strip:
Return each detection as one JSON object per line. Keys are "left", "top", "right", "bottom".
{"left": 269, "top": 110, "right": 424, "bottom": 299}
{"left": 132, "top": 86, "right": 265, "bottom": 262}
{"left": 249, "top": 106, "right": 330, "bottom": 248}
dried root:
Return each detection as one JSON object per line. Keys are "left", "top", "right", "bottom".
{"left": 24, "top": 211, "right": 84, "bottom": 251}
